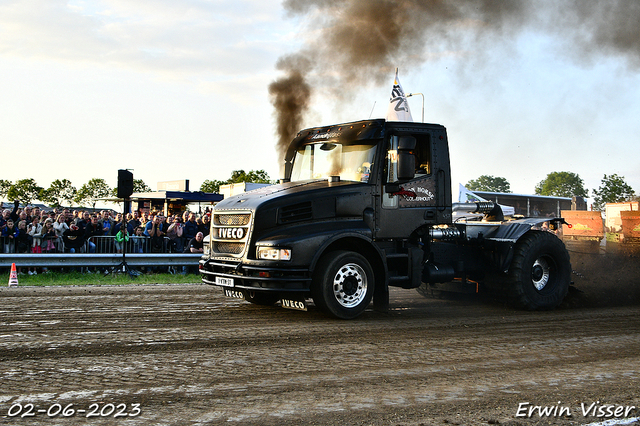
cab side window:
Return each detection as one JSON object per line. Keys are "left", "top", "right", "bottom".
{"left": 384, "top": 133, "right": 432, "bottom": 183}
{"left": 414, "top": 134, "right": 431, "bottom": 176}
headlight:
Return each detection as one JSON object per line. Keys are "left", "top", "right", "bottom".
{"left": 203, "top": 235, "right": 210, "bottom": 256}
{"left": 257, "top": 247, "right": 291, "bottom": 261}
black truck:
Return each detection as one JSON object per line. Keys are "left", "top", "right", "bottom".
{"left": 200, "top": 119, "right": 571, "bottom": 319}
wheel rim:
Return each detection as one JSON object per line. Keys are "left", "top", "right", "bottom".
{"left": 332, "top": 263, "right": 368, "bottom": 308}
{"left": 531, "top": 257, "right": 551, "bottom": 291}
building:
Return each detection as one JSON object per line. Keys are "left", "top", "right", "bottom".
{"left": 130, "top": 180, "right": 222, "bottom": 216}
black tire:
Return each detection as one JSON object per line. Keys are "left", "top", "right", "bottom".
{"left": 507, "top": 230, "right": 571, "bottom": 310}
{"left": 312, "top": 250, "right": 374, "bottom": 319}
{"left": 242, "top": 290, "right": 280, "bottom": 306}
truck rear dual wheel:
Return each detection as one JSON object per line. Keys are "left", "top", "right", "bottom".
{"left": 508, "top": 230, "right": 571, "bottom": 310}
{"left": 312, "top": 250, "right": 374, "bottom": 319}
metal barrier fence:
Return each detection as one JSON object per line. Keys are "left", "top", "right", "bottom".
{"left": 1, "top": 235, "right": 182, "bottom": 255}
{"left": 90, "top": 235, "right": 179, "bottom": 254}
{"left": 0, "top": 253, "right": 202, "bottom": 268}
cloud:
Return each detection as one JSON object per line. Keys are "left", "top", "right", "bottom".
{"left": 0, "top": 0, "right": 293, "bottom": 78}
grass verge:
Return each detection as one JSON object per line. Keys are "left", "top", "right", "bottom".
{"left": 2, "top": 269, "right": 201, "bottom": 286}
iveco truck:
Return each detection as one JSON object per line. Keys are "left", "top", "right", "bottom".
{"left": 200, "top": 119, "right": 571, "bottom": 319}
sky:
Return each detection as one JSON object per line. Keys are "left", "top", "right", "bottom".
{"left": 1, "top": 0, "right": 639, "bottom": 206}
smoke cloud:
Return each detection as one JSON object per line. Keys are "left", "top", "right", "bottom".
{"left": 269, "top": 0, "right": 640, "bottom": 165}
{"left": 268, "top": 55, "right": 312, "bottom": 159}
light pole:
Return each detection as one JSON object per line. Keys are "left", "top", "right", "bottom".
{"left": 406, "top": 92, "right": 424, "bottom": 123}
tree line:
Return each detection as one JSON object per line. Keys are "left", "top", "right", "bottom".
{"left": 199, "top": 170, "right": 273, "bottom": 193}
{"left": 2, "top": 170, "right": 634, "bottom": 211}
{"left": 0, "top": 169, "right": 272, "bottom": 208}
{"left": 466, "top": 172, "right": 637, "bottom": 211}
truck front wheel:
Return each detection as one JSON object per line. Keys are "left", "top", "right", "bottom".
{"left": 508, "top": 230, "right": 571, "bottom": 310}
{"left": 312, "top": 250, "right": 374, "bottom": 319}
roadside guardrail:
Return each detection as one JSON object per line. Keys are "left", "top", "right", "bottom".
{"left": 0, "top": 253, "right": 202, "bottom": 268}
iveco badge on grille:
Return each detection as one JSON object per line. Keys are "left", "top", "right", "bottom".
{"left": 218, "top": 227, "right": 245, "bottom": 239}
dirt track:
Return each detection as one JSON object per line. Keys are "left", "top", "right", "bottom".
{"left": 0, "top": 251, "right": 639, "bottom": 426}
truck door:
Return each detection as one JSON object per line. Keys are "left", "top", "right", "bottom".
{"left": 376, "top": 132, "right": 441, "bottom": 239}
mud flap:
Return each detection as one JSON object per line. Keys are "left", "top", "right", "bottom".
{"left": 373, "top": 281, "right": 389, "bottom": 313}
{"left": 410, "top": 247, "right": 424, "bottom": 288}
{"left": 280, "top": 298, "right": 307, "bottom": 311}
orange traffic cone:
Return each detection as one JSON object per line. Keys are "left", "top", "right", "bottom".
{"left": 8, "top": 263, "right": 19, "bottom": 287}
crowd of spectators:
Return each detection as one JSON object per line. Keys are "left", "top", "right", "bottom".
{"left": 0, "top": 201, "right": 211, "bottom": 263}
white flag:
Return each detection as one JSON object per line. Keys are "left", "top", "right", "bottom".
{"left": 386, "top": 68, "right": 413, "bottom": 122}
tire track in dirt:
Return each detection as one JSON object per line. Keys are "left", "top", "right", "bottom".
{"left": 1, "top": 284, "right": 639, "bottom": 425}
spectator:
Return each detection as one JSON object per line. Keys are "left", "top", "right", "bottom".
{"left": 41, "top": 219, "right": 57, "bottom": 253}
{"left": 53, "top": 213, "right": 70, "bottom": 252}
{"left": 15, "top": 220, "right": 30, "bottom": 254}
{"left": 128, "top": 211, "right": 141, "bottom": 230}
{"left": 131, "top": 226, "right": 145, "bottom": 254}
{"left": 111, "top": 213, "right": 122, "bottom": 235}
{"left": 63, "top": 209, "right": 73, "bottom": 225}
{"left": 2, "top": 219, "right": 18, "bottom": 253}
{"left": 23, "top": 206, "right": 33, "bottom": 223}
{"left": 75, "top": 211, "right": 91, "bottom": 230}
{"left": 187, "top": 231, "right": 204, "bottom": 253}
{"left": 158, "top": 213, "right": 168, "bottom": 230}
{"left": 0, "top": 209, "right": 10, "bottom": 252}
{"left": 200, "top": 214, "right": 211, "bottom": 237}
{"left": 184, "top": 231, "right": 204, "bottom": 274}
{"left": 84, "top": 215, "right": 102, "bottom": 253}
{"left": 16, "top": 210, "right": 28, "bottom": 227}
{"left": 1, "top": 209, "right": 10, "bottom": 228}
{"left": 9, "top": 200, "right": 20, "bottom": 222}
{"left": 62, "top": 224, "right": 86, "bottom": 253}
{"left": 114, "top": 222, "right": 131, "bottom": 254}
{"left": 100, "top": 211, "right": 113, "bottom": 236}
{"left": 166, "top": 217, "right": 184, "bottom": 253}
{"left": 183, "top": 213, "right": 198, "bottom": 243}
{"left": 143, "top": 212, "right": 157, "bottom": 237}
{"left": 112, "top": 213, "right": 134, "bottom": 236}
{"left": 27, "top": 216, "right": 43, "bottom": 254}
{"left": 147, "top": 215, "right": 166, "bottom": 253}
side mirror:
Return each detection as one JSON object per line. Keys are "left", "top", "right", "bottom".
{"left": 397, "top": 136, "right": 416, "bottom": 150}
{"left": 397, "top": 136, "right": 416, "bottom": 181}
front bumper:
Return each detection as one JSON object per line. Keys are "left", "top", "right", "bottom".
{"left": 199, "top": 257, "right": 312, "bottom": 293}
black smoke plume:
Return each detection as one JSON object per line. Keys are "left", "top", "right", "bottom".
{"left": 268, "top": 55, "right": 312, "bottom": 164}
{"left": 269, "top": 0, "right": 640, "bottom": 166}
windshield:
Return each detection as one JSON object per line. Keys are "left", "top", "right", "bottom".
{"left": 290, "top": 142, "right": 377, "bottom": 183}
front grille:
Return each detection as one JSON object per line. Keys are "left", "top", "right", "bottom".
{"left": 212, "top": 212, "right": 252, "bottom": 257}
{"left": 213, "top": 242, "right": 244, "bottom": 255}
{"left": 215, "top": 214, "right": 250, "bottom": 226}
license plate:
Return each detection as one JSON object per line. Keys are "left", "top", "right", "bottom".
{"left": 280, "top": 299, "right": 307, "bottom": 311}
{"left": 224, "top": 289, "right": 244, "bottom": 300}
{"left": 215, "top": 276, "right": 234, "bottom": 287}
